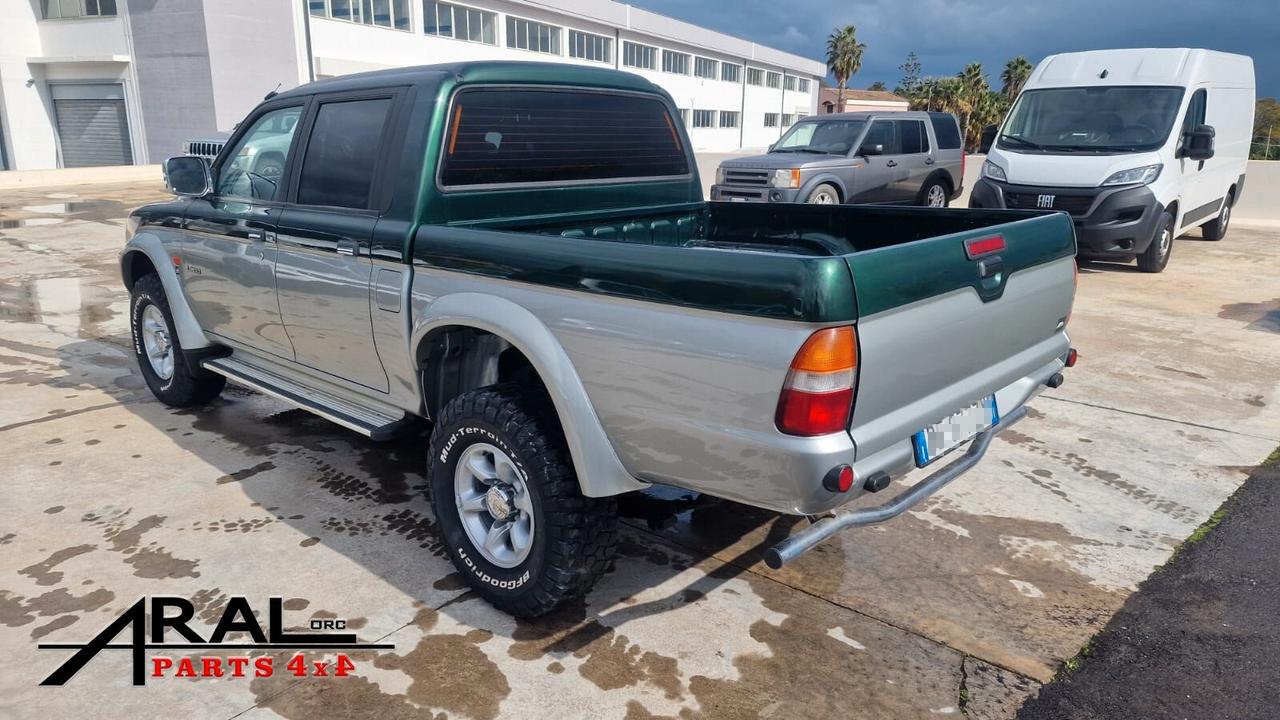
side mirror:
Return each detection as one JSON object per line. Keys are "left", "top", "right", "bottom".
{"left": 163, "top": 155, "right": 211, "bottom": 197}
{"left": 859, "top": 143, "right": 884, "bottom": 157}
{"left": 1183, "top": 124, "right": 1215, "bottom": 161}
{"left": 979, "top": 124, "right": 998, "bottom": 154}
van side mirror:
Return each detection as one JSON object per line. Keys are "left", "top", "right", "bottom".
{"left": 979, "top": 124, "right": 998, "bottom": 154}
{"left": 164, "top": 156, "right": 211, "bottom": 197}
{"left": 859, "top": 143, "right": 884, "bottom": 157}
{"left": 1183, "top": 124, "right": 1215, "bottom": 161}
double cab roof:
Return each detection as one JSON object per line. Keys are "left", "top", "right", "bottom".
{"left": 273, "top": 61, "right": 672, "bottom": 100}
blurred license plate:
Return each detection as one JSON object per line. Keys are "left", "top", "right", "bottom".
{"left": 912, "top": 395, "right": 999, "bottom": 467}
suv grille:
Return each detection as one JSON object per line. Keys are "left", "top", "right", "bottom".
{"left": 184, "top": 140, "right": 225, "bottom": 160}
{"left": 1004, "top": 192, "right": 1094, "bottom": 216}
{"left": 723, "top": 169, "right": 770, "bottom": 187}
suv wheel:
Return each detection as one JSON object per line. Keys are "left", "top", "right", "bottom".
{"left": 428, "top": 384, "right": 617, "bottom": 617}
{"left": 806, "top": 184, "right": 839, "bottom": 205}
{"left": 130, "top": 273, "right": 225, "bottom": 407}
{"left": 1201, "top": 194, "right": 1231, "bottom": 241}
{"left": 1137, "top": 210, "right": 1174, "bottom": 273}
{"left": 922, "top": 180, "right": 949, "bottom": 208}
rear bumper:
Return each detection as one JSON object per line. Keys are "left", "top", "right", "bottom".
{"left": 969, "top": 178, "right": 1163, "bottom": 258}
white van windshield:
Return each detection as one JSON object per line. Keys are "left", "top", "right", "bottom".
{"left": 774, "top": 119, "right": 866, "bottom": 155}
{"left": 998, "top": 86, "right": 1184, "bottom": 153}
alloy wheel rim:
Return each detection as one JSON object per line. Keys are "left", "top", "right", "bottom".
{"left": 927, "top": 186, "right": 946, "bottom": 207}
{"left": 1160, "top": 226, "right": 1171, "bottom": 255}
{"left": 1220, "top": 205, "right": 1230, "bottom": 232}
{"left": 140, "top": 305, "right": 175, "bottom": 380}
{"left": 454, "top": 443, "right": 535, "bottom": 568}
{"left": 813, "top": 192, "right": 834, "bottom": 205}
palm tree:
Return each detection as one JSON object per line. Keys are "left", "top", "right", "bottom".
{"left": 954, "top": 63, "right": 990, "bottom": 143}
{"left": 825, "top": 26, "right": 866, "bottom": 111}
{"left": 1001, "top": 57, "right": 1033, "bottom": 102}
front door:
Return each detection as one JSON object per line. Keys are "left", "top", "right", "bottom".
{"left": 182, "top": 103, "right": 304, "bottom": 358}
{"left": 1175, "top": 87, "right": 1216, "bottom": 230}
{"left": 852, "top": 119, "right": 906, "bottom": 204}
{"left": 273, "top": 92, "right": 400, "bottom": 392}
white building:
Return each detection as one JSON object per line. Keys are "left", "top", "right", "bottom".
{"left": 0, "top": 0, "right": 825, "bottom": 170}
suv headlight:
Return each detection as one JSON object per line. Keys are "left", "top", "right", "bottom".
{"left": 715, "top": 166, "right": 726, "bottom": 185}
{"left": 982, "top": 160, "right": 1007, "bottom": 182}
{"left": 1102, "top": 164, "right": 1162, "bottom": 186}
{"left": 770, "top": 168, "right": 800, "bottom": 188}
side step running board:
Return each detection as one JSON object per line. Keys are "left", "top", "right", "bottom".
{"left": 764, "top": 405, "right": 1030, "bottom": 569}
{"left": 202, "top": 356, "right": 412, "bottom": 441}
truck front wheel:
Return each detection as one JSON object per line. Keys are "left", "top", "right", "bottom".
{"left": 129, "top": 273, "right": 225, "bottom": 407}
{"left": 1137, "top": 210, "right": 1174, "bottom": 273}
{"left": 427, "top": 384, "right": 617, "bottom": 617}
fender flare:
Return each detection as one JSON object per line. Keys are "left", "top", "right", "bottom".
{"left": 120, "top": 232, "right": 211, "bottom": 349}
{"left": 798, "top": 173, "right": 848, "bottom": 203}
{"left": 410, "top": 292, "right": 646, "bottom": 498}
{"left": 920, "top": 169, "right": 956, "bottom": 202}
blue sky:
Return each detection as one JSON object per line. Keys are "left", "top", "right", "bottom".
{"left": 627, "top": 0, "right": 1279, "bottom": 99}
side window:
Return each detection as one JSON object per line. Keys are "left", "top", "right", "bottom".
{"left": 860, "top": 119, "right": 899, "bottom": 155}
{"left": 296, "top": 97, "right": 394, "bottom": 209}
{"left": 929, "top": 114, "right": 962, "bottom": 150}
{"left": 1181, "top": 89, "right": 1207, "bottom": 136}
{"left": 898, "top": 120, "right": 928, "bottom": 154}
{"left": 215, "top": 106, "right": 302, "bottom": 200}
{"left": 439, "top": 88, "right": 688, "bottom": 187}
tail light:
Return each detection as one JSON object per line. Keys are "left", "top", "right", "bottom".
{"left": 961, "top": 149, "right": 967, "bottom": 183}
{"left": 776, "top": 326, "right": 858, "bottom": 436}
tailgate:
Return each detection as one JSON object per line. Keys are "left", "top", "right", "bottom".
{"left": 845, "top": 212, "right": 1076, "bottom": 459}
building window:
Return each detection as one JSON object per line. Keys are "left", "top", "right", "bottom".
{"left": 783, "top": 75, "right": 796, "bottom": 91}
{"left": 781, "top": 113, "right": 795, "bottom": 126}
{"left": 692, "top": 110, "right": 715, "bottom": 128}
{"left": 507, "top": 16, "right": 561, "bottom": 54}
{"left": 719, "top": 111, "right": 739, "bottom": 129}
{"left": 42, "top": 0, "right": 117, "bottom": 18}
{"left": 678, "top": 109, "right": 690, "bottom": 126}
{"left": 622, "top": 41, "right": 656, "bottom": 70}
{"left": 569, "top": 30, "right": 612, "bottom": 63}
{"left": 694, "top": 57, "right": 717, "bottom": 79}
{"left": 424, "top": 1, "right": 496, "bottom": 42}
{"left": 313, "top": 0, "right": 411, "bottom": 30}
{"left": 766, "top": 72, "right": 782, "bottom": 89}
{"left": 798, "top": 78, "right": 810, "bottom": 93}
{"left": 764, "top": 113, "right": 779, "bottom": 128}
{"left": 721, "top": 62, "right": 741, "bottom": 83}
{"left": 662, "top": 50, "right": 690, "bottom": 75}
{"left": 746, "top": 68, "right": 763, "bottom": 86}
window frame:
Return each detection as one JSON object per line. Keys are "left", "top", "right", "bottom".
{"left": 746, "top": 68, "right": 764, "bottom": 86}
{"left": 506, "top": 14, "right": 562, "bottom": 55}
{"left": 783, "top": 75, "right": 796, "bottom": 91}
{"left": 719, "top": 111, "right": 739, "bottom": 129}
{"left": 311, "top": 0, "right": 412, "bottom": 31}
{"left": 283, "top": 87, "right": 409, "bottom": 213}
{"left": 764, "top": 112, "right": 779, "bottom": 128}
{"left": 662, "top": 50, "right": 690, "bottom": 75}
{"left": 41, "top": 0, "right": 118, "bottom": 19}
{"left": 765, "top": 71, "right": 782, "bottom": 89}
{"left": 423, "top": 0, "right": 498, "bottom": 44}
{"left": 210, "top": 99, "right": 310, "bottom": 204}
{"left": 896, "top": 118, "right": 929, "bottom": 155}
{"left": 622, "top": 41, "right": 656, "bottom": 70}
{"left": 692, "top": 109, "right": 715, "bottom": 128}
{"left": 798, "top": 78, "right": 810, "bottom": 93}
{"left": 568, "top": 29, "right": 612, "bottom": 64}
{"left": 721, "top": 62, "right": 741, "bottom": 83}
{"left": 694, "top": 57, "right": 718, "bottom": 80}
{"left": 434, "top": 85, "right": 694, "bottom": 193}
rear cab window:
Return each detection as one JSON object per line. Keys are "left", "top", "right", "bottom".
{"left": 439, "top": 88, "right": 689, "bottom": 187}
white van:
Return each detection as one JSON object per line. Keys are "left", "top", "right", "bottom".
{"left": 970, "top": 48, "right": 1255, "bottom": 272}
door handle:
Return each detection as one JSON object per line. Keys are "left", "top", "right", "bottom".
{"left": 336, "top": 239, "right": 358, "bottom": 256}
{"left": 925, "top": 157, "right": 936, "bottom": 165}
{"left": 885, "top": 160, "right": 898, "bottom": 167}
{"left": 247, "top": 231, "right": 264, "bottom": 241}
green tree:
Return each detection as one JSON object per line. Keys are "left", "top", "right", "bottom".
{"left": 825, "top": 25, "right": 867, "bottom": 111}
{"left": 1253, "top": 98, "right": 1280, "bottom": 160}
{"left": 1001, "top": 56, "right": 1033, "bottom": 102}
{"left": 896, "top": 51, "right": 922, "bottom": 97}
{"left": 868, "top": 81, "right": 887, "bottom": 91}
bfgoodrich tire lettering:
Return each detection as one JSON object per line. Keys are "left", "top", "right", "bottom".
{"left": 129, "top": 273, "right": 225, "bottom": 407}
{"left": 428, "top": 384, "right": 617, "bottom": 617}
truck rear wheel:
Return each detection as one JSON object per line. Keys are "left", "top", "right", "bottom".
{"left": 129, "top": 273, "right": 225, "bottom": 407}
{"left": 1137, "top": 210, "right": 1174, "bottom": 273}
{"left": 427, "top": 384, "right": 617, "bottom": 617}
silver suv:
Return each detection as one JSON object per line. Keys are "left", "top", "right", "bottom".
{"left": 712, "top": 111, "right": 965, "bottom": 207}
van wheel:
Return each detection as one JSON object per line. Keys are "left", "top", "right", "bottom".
{"left": 1201, "top": 195, "right": 1231, "bottom": 241}
{"left": 806, "top": 184, "right": 840, "bottom": 205}
{"left": 130, "top": 273, "right": 226, "bottom": 407}
{"left": 427, "top": 384, "right": 618, "bottom": 618}
{"left": 921, "top": 179, "right": 950, "bottom": 208}
{"left": 1137, "top": 211, "right": 1174, "bottom": 273}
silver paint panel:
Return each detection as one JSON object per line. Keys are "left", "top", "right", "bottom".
{"left": 121, "top": 230, "right": 211, "bottom": 349}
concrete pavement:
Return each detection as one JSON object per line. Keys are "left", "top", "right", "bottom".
{"left": 1, "top": 181, "right": 1278, "bottom": 718}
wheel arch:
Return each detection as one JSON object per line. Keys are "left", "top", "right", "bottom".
{"left": 410, "top": 293, "right": 645, "bottom": 498}
{"left": 799, "top": 174, "right": 846, "bottom": 203}
{"left": 121, "top": 233, "right": 211, "bottom": 349}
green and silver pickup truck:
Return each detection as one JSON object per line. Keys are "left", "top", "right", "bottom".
{"left": 124, "top": 62, "right": 1077, "bottom": 617}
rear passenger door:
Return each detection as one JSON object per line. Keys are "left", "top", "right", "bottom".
{"left": 852, "top": 119, "right": 904, "bottom": 204}
{"left": 894, "top": 118, "right": 932, "bottom": 202}
{"left": 273, "top": 90, "right": 405, "bottom": 392}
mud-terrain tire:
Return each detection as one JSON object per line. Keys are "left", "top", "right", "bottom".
{"left": 427, "top": 384, "right": 618, "bottom": 617}
{"left": 1137, "top": 210, "right": 1174, "bottom": 273}
{"left": 130, "top": 273, "right": 225, "bottom": 407}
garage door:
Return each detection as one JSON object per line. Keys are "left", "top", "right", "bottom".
{"left": 51, "top": 84, "right": 134, "bottom": 167}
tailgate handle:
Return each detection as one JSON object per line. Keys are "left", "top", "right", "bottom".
{"left": 978, "top": 256, "right": 1003, "bottom": 279}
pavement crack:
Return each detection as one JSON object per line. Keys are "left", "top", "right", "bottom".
{"left": 1040, "top": 395, "right": 1280, "bottom": 443}
{"left": 958, "top": 655, "right": 971, "bottom": 717}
